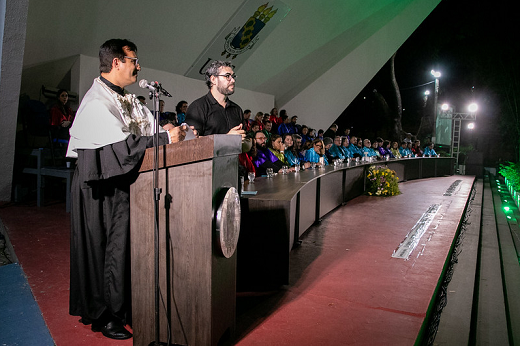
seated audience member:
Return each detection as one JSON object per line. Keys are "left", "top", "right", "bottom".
{"left": 342, "top": 127, "right": 351, "bottom": 140}
{"left": 390, "top": 141, "right": 402, "bottom": 158}
{"left": 269, "top": 134, "right": 294, "bottom": 169}
{"left": 247, "top": 121, "right": 261, "bottom": 137}
{"left": 253, "top": 111, "right": 264, "bottom": 131}
{"left": 403, "top": 132, "right": 413, "bottom": 143}
{"left": 292, "top": 134, "right": 311, "bottom": 168}
{"left": 242, "top": 109, "right": 253, "bottom": 131}
{"left": 175, "top": 100, "right": 188, "bottom": 125}
{"left": 376, "top": 137, "right": 387, "bottom": 157}
{"left": 308, "top": 128, "right": 316, "bottom": 140}
{"left": 340, "top": 137, "right": 353, "bottom": 159}
{"left": 300, "top": 140, "right": 313, "bottom": 159}
{"left": 269, "top": 108, "right": 282, "bottom": 126}
{"left": 363, "top": 139, "right": 377, "bottom": 157}
{"left": 50, "top": 89, "right": 74, "bottom": 141}
{"left": 159, "top": 100, "right": 177, "bottom": 130}
{"left": 277, "top": 114, "right": 294, "bottom": 135}
{"left": 356, "top": 138, "right": 364, "bottom": 153}
{"left": 239, "top": 135, "right": 256, "bottom": 176}
{"left": 290, "top": 116, "right": 300, "bottom": 134}
{"left": 323, "top": 123, "right": 338, "bottom": 140}
{"left": 381, "top": 140, "right": 395, "bottom": 158}
{"left": 252, "top": 131, "right": 284, "bottom": 176}
{"left": 300, "top": 125, "right": 312, "bottom": 144}
{"left": 348, "top": 136, "right": 362, "bottom": 158}
{"left": 407, "top": 141, "right": 413, "bottom": 155}
{"left": 317, "top": 129, "right": 324, "bottom": 140}
{"left": 399, "top": 141, "right": 411, "bottom": 157}
{"left": 423, "top": 142, "right": 438, "bottom": 156}
{"left": 323, "top": 137, "right": 334, "bottom": 163}
{"left": 329, "top": 136, "right": 346, "bottom": 160}
{"left": 372, "top": 140, "right": 382, "bottom": 159}
{"left": 262, "top": 119, "right": 273, "bottom": 142}
{"left": 283, "top": 133, "right": 305, "bottom": 169}
{"left": 305, "top": 138, "right": 329, "bottom": 166}
{"left": 412, "top": 140, "right": 423, "bottom": 157}
{"left": 282, "top": 133, "right": 298, "bottom": 166}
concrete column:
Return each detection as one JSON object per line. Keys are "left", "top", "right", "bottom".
{"left": 0, "top": 0, "right": 29, "bottom": 202}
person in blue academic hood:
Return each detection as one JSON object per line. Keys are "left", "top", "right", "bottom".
{"left": 328, "top": 136, "right": 346, "bottom": 160}
{"left": 305, "top": 138, "right": 329, "bottom": 166}
{"left": 423, "top": 142, "right": 438, "bottom": 156}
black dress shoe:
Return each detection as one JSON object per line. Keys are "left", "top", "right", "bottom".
{"left": 92, "top": 319, "right": 132, "bottom": 340}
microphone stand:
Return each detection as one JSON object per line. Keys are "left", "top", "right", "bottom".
{"left": 145, "top": 81, "right": 181, "bottom": 346}
{"left": 150, "top": 87, "right": 164, "bottom": 346}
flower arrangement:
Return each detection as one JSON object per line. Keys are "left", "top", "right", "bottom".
{"left": 366, "top": 165, "right": 400, "bottom": 196}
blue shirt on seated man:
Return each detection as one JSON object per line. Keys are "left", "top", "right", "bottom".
{"left": 399, "top": 141, "right": 412, "bottom": 157}
{"left": 329, "top": 136, "right": 346, "bottom": 160}
{"left": 362, "top": 139, "right": 377, "bottom": 157}
{"left": 305, "top": 138, "right": 329, "bottom": 166}
{"left": 340, "top": 137, "right": 353, "bottom": 158}
{"left": 347, "top": 136, "right": 362, "bottom": 157}
{"left": 423, "top": 142, "right": 438, "bottom": 156}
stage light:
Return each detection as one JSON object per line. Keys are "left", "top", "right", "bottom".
{"left": 431, "top": 70, "right": 441, "bottom": 78}
{"left": 467, "top": 122, "right": 475, "bottom": 129}
{"left": 504, "top": 206, "right": 510, "bottom": 212}
{"left": 468, "top": 103, "right": 478, "bottom": 113}
{"left": 424, "top": 90, "right": 430, "bottom": 96}
{"left": 441, "top": 103, "right": 449, "bottom": 111}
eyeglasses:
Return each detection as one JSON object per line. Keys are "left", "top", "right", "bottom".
{"left": 216, "top": 73, "right": 237, "bottom": 81}
{"left": 124, "top": 56, "right": 139, "bottom": 65}
{"left": 314, "top": 144, "right": 323, "bottom": 148}
{"left": 256, "top": 136, "right": 266, "bottom": 140}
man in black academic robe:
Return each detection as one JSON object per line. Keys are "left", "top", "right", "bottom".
{"left": 66, "top": 39, "right": 186, "bottom": 340}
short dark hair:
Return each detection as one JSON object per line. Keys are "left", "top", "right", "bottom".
{"left": 204, "top": 60, "right": 234, "bottom": 88}
{"left": 99, "top": 39, "right": 137, "bottom": 73}
{"left": 244, "top": 109, "right": 251, "bottom": 114}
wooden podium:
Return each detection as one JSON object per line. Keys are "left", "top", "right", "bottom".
{"left": 130, "top": 135, "right": 242, "bottom": 346}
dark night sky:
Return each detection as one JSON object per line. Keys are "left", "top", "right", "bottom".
{"left": 336, "top": 0, "right": 518, "bottom": 163}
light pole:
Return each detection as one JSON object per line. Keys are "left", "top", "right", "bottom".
{"left": 431, "top": 70, "right": 441, "bottom": 143}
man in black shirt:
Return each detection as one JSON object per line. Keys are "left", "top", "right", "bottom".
{"left": 185, "top": 61, "right": 245, "bottom": 138}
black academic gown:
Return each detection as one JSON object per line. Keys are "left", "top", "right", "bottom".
{"left": 69, "top": 133, "right": 168, "bottom": 323}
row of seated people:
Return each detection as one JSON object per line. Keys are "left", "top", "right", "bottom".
{"left": 239, "top": 133, "right": 439, "bottom": 177}
{"left": 242, "top": 108, "right": 342, "bottom": 143}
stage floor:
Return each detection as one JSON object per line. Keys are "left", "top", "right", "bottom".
{"left": 232, "top": 175, "right": 475, "bottom": 346}
{"left": 0, "top": 175, "right": 475, "bottom": 346}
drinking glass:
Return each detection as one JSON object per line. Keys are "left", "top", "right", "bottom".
{"left": 281, "top": 166, "right": 288, "bottom": 174}
{"left": 248, "top": 172, "right": 255, "bottom": 183}
{"left": 266, "top": 168, "right": 274, "bottom": 178}
{"left": 311, "top": 162, "right": 316, "bottom": 169}
{"left": 294, "top": 164, "right": 300, "bottom": 172}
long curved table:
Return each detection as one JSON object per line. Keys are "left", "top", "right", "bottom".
{"left": 237, "top": 157, "right": 455, "bottom": 289}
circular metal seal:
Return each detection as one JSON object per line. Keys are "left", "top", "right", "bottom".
{"left": 215, "top": 187, "right": 241, "bottom": 258}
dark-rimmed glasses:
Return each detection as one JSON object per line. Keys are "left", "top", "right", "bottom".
{"left": 124, "top": 56, "right": 139, "bottom": 65}
{"left": 216, "top": 73, "right": 237, "bottom": 81}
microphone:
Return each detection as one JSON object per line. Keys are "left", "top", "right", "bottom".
{"left": 139, "top": 79, "right": 172, "bottom": 97}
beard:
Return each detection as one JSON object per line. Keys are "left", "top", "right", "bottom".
{"left": 217, "top": 83, "right": 234, "bottom": 96}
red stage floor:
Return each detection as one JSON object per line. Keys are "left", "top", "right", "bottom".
{"left": 0, "top": 175, "right": 475, "bottom": 345}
